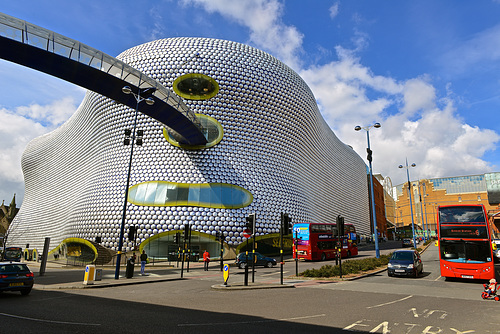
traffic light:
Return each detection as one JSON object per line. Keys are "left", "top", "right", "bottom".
{"left": 245, "top": 213, "right": 255, "bottom": 235}
{"left": 128, "top": 225, "right": 136, "bottom": 241}
{"left": 366, "top": 148, "right": 373, "bottom": 162}
{"left": 336, "top": 215, "right": 345, "bottom": 237}
{"left": 174, "top": 232, "right": 181, "bottom": 245}
{"left": 184, "top": 223, "right": 191, "bottom": 241}
{"left": 282, "top": 213, "right": 292, "bottom": 235}
{"left": 136, "top": 129, "right": 144, "bottom": 146}
{"left": 124, "top": 129, "right": 132, "bottom": 145}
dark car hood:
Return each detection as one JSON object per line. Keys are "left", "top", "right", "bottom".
{"left": 390, "top": 260, "right": 413, "bottom": 265}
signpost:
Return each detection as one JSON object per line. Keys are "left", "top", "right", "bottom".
{"left": 223, "top": 264, "right": 230, "bottom": 286}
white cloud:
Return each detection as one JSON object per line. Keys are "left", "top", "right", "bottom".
{"left": 329, "top": 2, "right": 340, "bottom": 19}
{"left": 299, "top": 50, "right": 500, "bottom": 185}
{"left": 440, "top": 23, "right": 500, "bottom": 75}
{"left": 181, "top": 0, "right": 304, "bottom": 68}
{"left": 15, "top": 97, "right": 78, "bottom": 127}
{"left": 401, "top": 77, "right": 436, "bottom": 116}
{"left": 0, "top": 98, "right": 78, "bottom": 202}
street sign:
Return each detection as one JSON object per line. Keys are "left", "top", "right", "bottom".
{"left": 223, "top": 264, "right": 230, "bottom": 285}
{"left": 242, "top": 229, "right": 251, "bottom": 239}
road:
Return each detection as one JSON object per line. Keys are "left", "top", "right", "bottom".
{"left": 1, "top": 243, "right": 499, "bottom": 333}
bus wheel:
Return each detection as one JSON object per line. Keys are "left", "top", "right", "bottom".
{"left": 321, "top": 253, "right": 326, "bottom": 261}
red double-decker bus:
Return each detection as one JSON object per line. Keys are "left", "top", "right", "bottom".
{"left": 437, "top": 204, "right": 495, "bottom": 280}
{"left": 292, "top": 222, "right": 358, "bottom": 261}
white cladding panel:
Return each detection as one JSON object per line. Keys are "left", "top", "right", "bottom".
{"left": 9, "top": 38, "right": 370, "bottom": 250}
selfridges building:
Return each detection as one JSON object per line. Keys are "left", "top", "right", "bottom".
{"left": 9, "top": 37, "right": 370, "bottom": 260}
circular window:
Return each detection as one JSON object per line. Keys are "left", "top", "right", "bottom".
{"left": 173, "top": 73, "right": 219, "bottom": 100}
{"left": 164, "top": 114, "right": 223, "bottom": 150}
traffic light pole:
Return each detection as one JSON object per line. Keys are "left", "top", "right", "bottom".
{"left": 244, "top": 239, "right": 249, "bottom": 286}
{"left": 186, "top": 224, "right": 191, "bottom": 273}
{"left": 251, "top": 228, "right": 256, "bottom": 283}
{"left": 219, "top": 233, "right": 224, "bottom": 272}
{"left": 295, "top": 230, "right": 299, "bottom": 277}
{"left": 280, "top": 213, "right": 284, "bottom": 285}
{"left": 243, "top": 213, "right": 256, "bottom": 284}
{"left": 337, "top": 215, "right": 344, "bottom": 279}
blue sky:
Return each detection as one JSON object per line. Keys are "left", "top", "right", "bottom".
{"left": 1, "top": 0, "right": 499, "bottom": 204}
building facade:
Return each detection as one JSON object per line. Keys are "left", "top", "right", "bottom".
{"left": 8, "top": 38, "right": 371, "bottom": 261}
{"left": 395, "top": 173, "right": 500, "bottom": 238}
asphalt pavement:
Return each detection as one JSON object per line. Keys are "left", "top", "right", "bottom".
{"left": 25, "top": 240, "right": 415, "bottom": 291}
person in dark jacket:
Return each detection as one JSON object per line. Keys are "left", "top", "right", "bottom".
{"left": 140, "top": 250, "right": 147, "bottom": 275}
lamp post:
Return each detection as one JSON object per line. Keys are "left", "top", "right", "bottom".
{"left": 399, "top": 159, "right": 417, "bottom": 249}
{"left": 114, "top": 86, "right": 155, "bottom": 280}
{"left": 355, "top": 122, "right": 381, "bottom": 258}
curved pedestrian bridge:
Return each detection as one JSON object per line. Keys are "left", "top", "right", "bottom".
{"left": 0, "top": 12, "right": 207, "bottom": 145}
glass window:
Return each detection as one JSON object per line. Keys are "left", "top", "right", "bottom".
{"left": 127, "top": 181, "right": 252, "bottom": 208}
{"left": 440, "top": 240, "right": 492, "bottom": 263}
{"left": 173, "top": 73, "right": 219, "bottom": 100}
{"left": 143, "top": 182, "right": 158, "bottom": 206}
{"left": 439, "top": 206, "right": 485, "bottom": 223}
{"left": 177, "top": 186, "right": 189, "bottom": 204}
{"left": 199, "top": 185, "right": 211, "bottom": 205}
{"left": 164, "top": 114, "right": 223, "bottom": 150}
{"left": 166, "top": 184, "right": 178, "bottom": 205}
{"left": 210, "top": 184, "right": 223, "bottom": 206}
{"left": 220, "top": 185, "right": 233, "bottom": 208}
{"left": 188, "top": 184, "right": 201, "bottom": 206}
{"left": 154, "top": 183, "right": 168, "bottom": 206}
{"left": 134, "top": 183, "right": 147, "bottom": 205}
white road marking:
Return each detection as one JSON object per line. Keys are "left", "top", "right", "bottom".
{"left": 0, "top": 312, "right": 101, "bottom": 326}
{"left": 366, "top": 295, "right": 413, "bottom": 309}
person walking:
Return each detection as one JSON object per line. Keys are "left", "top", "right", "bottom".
{"left": 203, "top": 250, "right": 210, "bottom": 271}
{"left": 140, "top": 250, "right": 147, "bottom": 275}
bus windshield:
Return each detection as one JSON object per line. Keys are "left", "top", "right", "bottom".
{"left": 439, "top": 205, "right": 486, "bottom": 223}
{"left": 440, "top": 240, "right": 492, "bottom": 263}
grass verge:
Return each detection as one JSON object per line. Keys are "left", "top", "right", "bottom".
{"left": 300, "top": 254, "right": 392, "bottom": 278}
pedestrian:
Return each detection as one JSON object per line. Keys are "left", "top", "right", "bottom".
{"left": 203, "top": 250, "right": 210, "bottom": 271}
{"left": 140, "top": 250, "right": 147, "bottom": 275}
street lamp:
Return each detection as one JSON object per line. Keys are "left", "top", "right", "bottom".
{"left": 114, "top": 86, "right": 155, "bottom": 280}
{"left": 355, "top": 122, "right": 381, "bottom": 258}
{"left": 399, "top": 159, "right": 417, "bottom": 249}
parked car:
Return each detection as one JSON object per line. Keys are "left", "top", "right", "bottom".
{"left": 235, "top": 252, "right": 277, "bottom": 269}
{"left": 0, "top": 262, "right": 34, "bottom": 295}
{"left": 387, "top": 250, "right": 423, "bottom": 278}
{"left": 402, "top": 238, "right": 413, "bottom": 247}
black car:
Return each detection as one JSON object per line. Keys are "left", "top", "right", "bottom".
{"left": 235, "top": 252, "right": 277, "bottom": 269}
{"left": 402, "top": 238, "right": 413, "bottom": 247}
{"left": 387, "top": 250, "right": 423, "bottom": 278}
{"left": 0, "top": 262, "right": 34, "bottom": 295}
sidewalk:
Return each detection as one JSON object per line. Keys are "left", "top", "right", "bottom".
{"left": 29, "top": 260, "right": 199, "bottom": 290}
{"left": 25, "top": 241, "right": 429, "bottom": 291}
